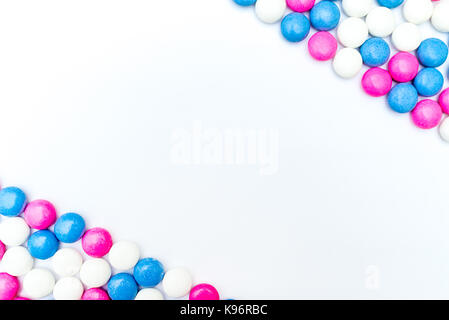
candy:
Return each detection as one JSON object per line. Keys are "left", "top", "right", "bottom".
{"left": 308, "top": 31, "right": 337, "bottom": 61}
{"left": 108, "top": 240, "right": 140, "bottom": 270}
{"left": 377, "top": 0, "right": 404, "bottom": 8}
{"left": 337, "top": 17, "right": 368, "bottom": 48}
{"left": 0, "top": 187, "right": 27, "bottom": 217}
{"left": 360, "top": 38, "right": 390, "bottom": 67}
{"left": 189, "top": 283, "right": 220, "bottom": 300}
{"left": 403, "top": 0, "right": 433, "bottom": 24}
{"left": 79, "top": 258, "right": 112, "bottom": 288}
{"left": 28, "top": 230, "right": 59, "bottom": 260}
{"left": 53, "top": 277, "right": 84, "bottom": 300}
{"left": 362, "top": 68, "right": 393, "bottom": 97}
{"left": 135, "top": 288, "right": 164, "bottom": 300}
{"left": 431, "top": 0, "right": 449, "bottom": 32}
{"left": 388, "top": 83, "right": 419, "bottom": 113}
{"left": 0, "top": 217, "right": 30, "bottom": 246}
{"left": 23, "top": 199, "right": 57, "bottom": 230}
{"left": 309, "top": 1, "right": 341, "bottom": 31}
{"left": 82, "top": 288, "right": 110, "bottom": 300}
{"left": 232, "top": 0, "right": 257, "bottom": 6}
{"left": 133, "top": 257, "right": 165, "bottom": 287}
{"left": 280, "top": 13, "right": 310, "bottom": 43}
{"left": 107, "top": 273, "right": 138, "bottom": 300}
{"left": 439, "top": 117, "right": 449, "bottom": 142}
{"left": 23, "top": 268, "right": 55, "bottom": 299}
{"left": 413, "top": 68, "right": 444, "bottom": 97}
{"left": 391, "top": 23, "right": 421, "bottom": 52}
{"left": 388, "top": 52, "right": 419, "bottom": 83}
{"left": 14, "top": 296, "right": 30, "bottom": 300}
{"left": 255, "top": 0, "right": 286, "bottom": 24}
{"left": 51, "top": 248, "right": 83, "bottom": 277}
{"left": 162, "top": 268, "right": 193, "bottom": 298}
{"left": 332, "top": 48, "right": 363, "bottom": 79}
{"left": 0, "top": 273, "right": 19, "bottom": 300}
{"left": 54, "top": 212, "right": 85, "bottom": 243}
{"left": 342, "top": 0, "right": 375, "bottom": 18}
{"left": 365, "top": 6, "right": 396, "bottom": 38}
{"left": 411, "top": 99, "right": 443, "bottom": 129}
{"left": 286, "top": 0, "right": 315, "bottom": 12}
{"left": 0, "top": 240, "right": 5, "bottom": 261}
{"left": 1, "top": 246, "right": 34, "bottom": 276}
{"left": 417, "top": 38, "right": 448, "bottom": 68}
{"left": 82, "top": 227, "right": 112, "bottom": 258}
{"left": 439, "top": 89, "right": 449, "bottom": 114}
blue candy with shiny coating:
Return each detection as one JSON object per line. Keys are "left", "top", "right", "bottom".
{"left": 281, "top": 13, "right": 310, "bottom": 43}
{"left": 232, "top": 0, "right": 257, "bottom": 6}
{"left": 388, "top": 83, "right": 418, "bottom": 113}
{"left": 107, "top": 273, "right": 138, "bottom": 300}
{"left": 54, "top": 212, "right": 86, "bottom": 243}
{"left": 360, "top": 38, "right": 390, "bottom": 67}
{"left": 310, "top": 1, "right": 340, "bottom": 31}
{"left": 133, "top": 258, "right": 165, "bottom": 287}
{"left": 413, "top": 68, "right": 444, "bottom": 97}
{"left": 28, "top": 230, "right": 59, "bottom": 260}
{"left": 417, "top": 38, "right": 448, "bottom": 68}
{"left": 377, "top": 0, "right": 404, "bottom": 8}
{"left": 0, "top": 187, "right": 27, "bottom": 217}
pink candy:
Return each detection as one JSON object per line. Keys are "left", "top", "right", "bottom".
{"left": 287, "top": 0, "right": 315, "bottom": 12}
{"left": 411, "top": 100, "right": 443, "bottom": 129}
{"left": 14, "top": 296, "right": 30, "bottom": 300}
{"left": 189, "top": 283, "right": 220, "bottom": 300}
{"left": 362, "top": 68, "right": 392, "bottom": 97}
{"left": 0, "top": 240, "right": 5, "bottom": 261}
{"left": 82, "top": 288, "right": 110, "bottom": 300}
{"left": 439, "top": 88, "right": 449, "bottom": 114}
{"left": 388, "top": 52, "right": 419, "bottom": 83}
{"left": 23, "top": 199, "right": 57, "bottom": 230}
{"left": 0, "top": 273, "right": 19, "bottom": 300}
{"left": 82, "top": 227, "right": 113, "bottom": 258}
{"left": 308, "top": 32, "right": 337, "bottom": 61}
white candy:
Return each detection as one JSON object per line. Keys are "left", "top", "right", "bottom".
{"left": 337, "top": 18, "right": 368, "bottom": 48}
{"left": 162, "top": 267, "right": 193, "bottom": 298}
{"left": 1, "top": 246, "right": 34, "bottom": 276}
{"left": 23, "top": 268, "right": 56, "bottom": 299}
{"left": 79, "top": 258, "right": 111, "bottom": 288}
{"left": 333, "top": 48, "right": 363, "bottom": 79}
{"left": 431, "top": 0, "right": 449, "bottom": 32}
{"left": 51, "top": 248, "right": 83, "bottom": 277}
{"left": 403, "top": 0, "right": 433, "bottom": 25}
{"left": 135, "top": 288, "right": 164, "bottom": 300}
{"left": 108, "top": 240, "right": 140, "bottom": 270}
{"left": 366, "top": 6, "right": 395, "bottom": 38}
{"left": 342, "top": 0, "right": 374, "bottom": 18}
{"left": 255, "top": 0, "right": 286, "bottom": 24}
{"left": 440, "top": 118, "right": 449, "bottom": 143}
{"left": 0, "top": 217, "right": 30, "bottom": 246}
{"left": 53, "top": 277, "right": 84, "bottom": 300}
{"left": 391, "top": 23, "right": 422, "bottom": 52}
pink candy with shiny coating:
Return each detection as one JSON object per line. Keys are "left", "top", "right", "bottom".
{"left": 0, "top": 240, "right": 5, "bottom": 261}
{"left": 286, "top": 0, "right": 315, "bottom": 12}
{"left": 439, "top": 88, "right": 449, "bottom": 114}
{"left": 0, "top": 273, "right": 19, "bottom": 300}
{"left": 362, "top": 68, "right": 392, "bottom": 97}
{"left": 82, "top": 288, "right": 110, "bottom": 300}
{"left": 14, "top": 296, "right": 30, "bottom": 300}
{"left": 82, "top": 227, "right": 113, "bottom": 258}
{"left": 23, "top": 199, "right": 57, "bottom": 230}
{"left": 189, "top": 283, "right": 220, "bottom": 300}
{"left": 388, "top": 52, "right": 419, "bottom": 83}
{"left": 308, "top": 32, "right": 337, "bottom": 61}
{"left": 411, "top": 100, "right": 443, "bottom": 129}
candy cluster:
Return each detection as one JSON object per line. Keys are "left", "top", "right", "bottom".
{"left": 233, "top": 0, "right": 449, "bottom": 142}
{"left": 0, "top": 186, "right": 220, "bottom": 300}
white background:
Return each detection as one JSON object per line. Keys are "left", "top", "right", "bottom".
{"left": 0, "top": 0, "right": 449, "bottom": 299}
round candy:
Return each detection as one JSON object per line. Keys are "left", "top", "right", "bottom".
{"left": 135, "top": 288, "right": 164, "bottom": 300}
{"left": 309, "top": 1, "right": 341, "bottom": 31}
{"left": 286, "top": 0, "right": 315, "bottom": 12}
{"left": 280, "top": 13, "right": 310, "bottom": 43}
{"left": 0, "top": 240, "right": 5, "bottom": 261}
{"left": 413, "top": 68, "right": 444, "bottom": 97}
{"left": 0, "top": 187, "right": 27, "bottom": 217}
{"left": 439, "top": 117, "right": 449, "bottom": 142}
{"left": 108, "top": 240, "right": 140, "bottom": 270}
{"left": 308, "top": 31, "right": 337, "bottom": 61}
{"left": 162, "top": 268, "right": 193, "bottom": 298}
{"left": 0, "top": 217, "right": 30, "bottom": 246}
{"left": 388, "top": 83, "right": 419, "bottom": 113}
{"left": 388, "top": 52, "right": 419, "bottom": 83}
{"left": 82, "top": 288, "right": 110, "bottom": 300}
{"left": 23, "top": 199, "right": 56, "bottom": 230}
{"left": 79, "top": 258, "right": 112, "bottom": 288}
{"left": 377, "top": 0, "right": 404, "bottom": 8}
{"left": 232, "top": 0, "right": 257, "bottom": 6}
{"left": 439, "top": 89, "right": 449, "bottom": 114}
{"left": 255, "top": 0, "right": 286, "bottom": 24}
{"left": 189, "top": 283, "right": 220, "bottom": 300}
{"left": 332, "top": 48, "right": 363, "bottom": 79}
{"left": 360, "top": 38, "right": 390, "bottom": 67}
{"left": 432, "top": 1, "right": 449, "bottom": 32}
{"left": 133, "top": 257, "right": 165, "bottom": 287}
{"left": 403, "top": 0, "right": 433, "bottom": 25}
{"left": 53, "top": 277, "right": 84, "bottom": 300}
{"left": 337, "top": 17, "right": 368, "bottom": 48}
{"left": 417, "top": 38, "right": 448, "bottom": 68}
{"left": 411, "top": 99, "right": 443, "bottom": 129}
{"left": 362, "top": 68, "right": 393, "bottom": 97}
{"left": 366, "top": 6, "right": 395, "bottom": 38}
{"left": 2, "top": 246, "right": 34, "bottom": 276}
{"left": 28, "top": 230, "right": 59, "bottom": 260}
{"left": 107, "top": 273, "right": 138, "bottom": 300}
{"left": 23, "top": 268, "right": 55, "bottom": 299}
{"left": 392, "top": 23, "right": 421, "bottom": 52}
{"left": 54, "top": 212, "right": 85, "bottom": 243}
{"left": 52, "top": 248, "right": 83, "bottom": 277}
{"left": 82, "top": 227, "right": 112, "bottom": 258}
{"left": 342, "top": 0, "right": 374, "bottom": 18}
{"left": 0, "top": 273, "right": 19, "bottom": 300}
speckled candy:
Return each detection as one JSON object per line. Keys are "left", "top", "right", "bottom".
{"left": 308, "top": 31, "right": 337, "bottom": 61}
{"left": 82, "top": 228, "right": 112, "bottom": 258}
{"left": 82, "top": 288, "right": 110, "bottom": 300}
{"left": 362, "top": 68, "right": 392, "bottom": 97}
{"left": 286, "top": 0, "right": 315, "bottom": 12}
{"left": 0, "top": 273, "right": 19, "bottom": 300}
{"left": 411, "top": 99, "right": 443, "bottom": 129}
{"left": 388, "top": 52, "right": 419, "bottom": 83}
{"left": 23, "top": 199, "right": 57, "bottom": 230}
{"left": 189, "top": 283, "right": 220, "bottom": 300}
{"left": 439, "top": 89, "right": 449, "bottom": 114}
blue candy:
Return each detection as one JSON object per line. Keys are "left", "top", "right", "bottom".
{"left": 360, "top": 38, "right": 391, "bottom": 67}
{"left": 377, "top": 0, "right": 404, "bottom": 8}
{"left": 310, "top": 1, "right": 340, "bottom": 31}
{"left": 281, "top": 13, "right": 310, "bottom": 43}
{"left": 107, "top": 273, "right": 138, "bottom": 300}
{"left": 413, "top": 68, "right": 444, "bottom": 97}
{"left": 0, "top": 187, "right": 27, "bottom": 217}
{"left": 54, "top": 212, "right": 86, "bottom": 243}
{"left": 388, "top": 83, "right": 418, "bottom": 113}
{"left": 28, "top": 230, "right": 59, "bottom": 260}
{"left": 232, "top": 0, "right": 257, "bottom": 6}
{"left": 417, "top": 38, "right": 448, "bottom": 68}
{"left": 133, "top": 258, "right": 165, "bottom": 287}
